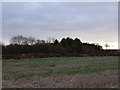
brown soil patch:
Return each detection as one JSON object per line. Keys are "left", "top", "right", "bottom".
{"left": 2, "top": 70, "right": 118, "bottom": 88}
{"left": 55, "top": 63, "right": 88, "bottom": 69}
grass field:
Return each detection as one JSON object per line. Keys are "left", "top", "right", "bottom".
{"left": 2, "top": 56, "right": 119, "bottom": 88}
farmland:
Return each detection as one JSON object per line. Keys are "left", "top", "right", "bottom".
{"left": 2, "top": 56, "right": 119, "bottom": 88}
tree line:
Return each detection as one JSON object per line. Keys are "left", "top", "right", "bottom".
{"left": 2, "top": 35, "right": 119, "bottom": 59}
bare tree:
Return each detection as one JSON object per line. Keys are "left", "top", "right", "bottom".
{"left": 10, "top": 35, "right": 25, "bottom": 45}
{"left": 10, "top": 35, "right": 36, "bottom": 45}
{"left": 105, "top": 43, "right": 109, "bottom": 49}
{"left": 22, "top": 37, "right": 29, "bottom": 45}
{"left": 51, "top": 38, "right": 56, "bottom": 43}
{"left": 41, "top": 40, "right": 45, "bottom": 44}
{"left": 47, "top": 37, "right": 56, "bottom": 43}
{"left": 35, "top": 39, "right": 42, "bottom": 44}
{"left": 27, "top": 37, "right": 36, "bottom": 45}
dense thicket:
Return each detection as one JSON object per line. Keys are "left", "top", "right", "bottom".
{"left": 2, "top": 35, "right": 119, "bottom": 59}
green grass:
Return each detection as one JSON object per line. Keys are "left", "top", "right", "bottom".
{"left": 57, "top": 62, "right": 119, "bottom": 75}
{"left": 3, "top": 56, "right": 118, "bottom": 67}
{"left": 3, "top": 56, "right": 119, "bottom": 80}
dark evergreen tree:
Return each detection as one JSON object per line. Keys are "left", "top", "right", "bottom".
{"left": 73, "top": 38, "right": 83, "bottom": 53}
{"left": 54, "top": 39, "right": 59, "bottom": 45}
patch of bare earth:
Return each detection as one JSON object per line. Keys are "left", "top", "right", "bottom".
{"left": 2, "top": 70, "right": 118, "bottom": 88}
{"left": 55, "top": 59, "right": 117, "bottom": 69}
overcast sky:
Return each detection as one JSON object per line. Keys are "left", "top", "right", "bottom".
{"left": 2, "top": 2, "right": 118, "bottom": 49}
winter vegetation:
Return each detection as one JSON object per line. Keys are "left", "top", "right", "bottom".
{"left": 2, "top": 56, "right": 119, "bottom": 88}
{"left": 2, "top": 35, "right": 119, "bottom": 60}
{"left": 2, "top": 36, "right": 119, "bottom": 88}
{"left": 2, "top": 2, "right": 118, "bottom": 88}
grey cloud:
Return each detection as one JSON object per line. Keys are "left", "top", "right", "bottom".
{"left": 3, "top": 2, "right": 117, "bottom": 30}
{"left": 2, "top": 2, "right": 118, "bottom": 48}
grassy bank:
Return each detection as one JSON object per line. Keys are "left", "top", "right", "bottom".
{"left": 3, "top": 56, "right": 119, "bottom": 80}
